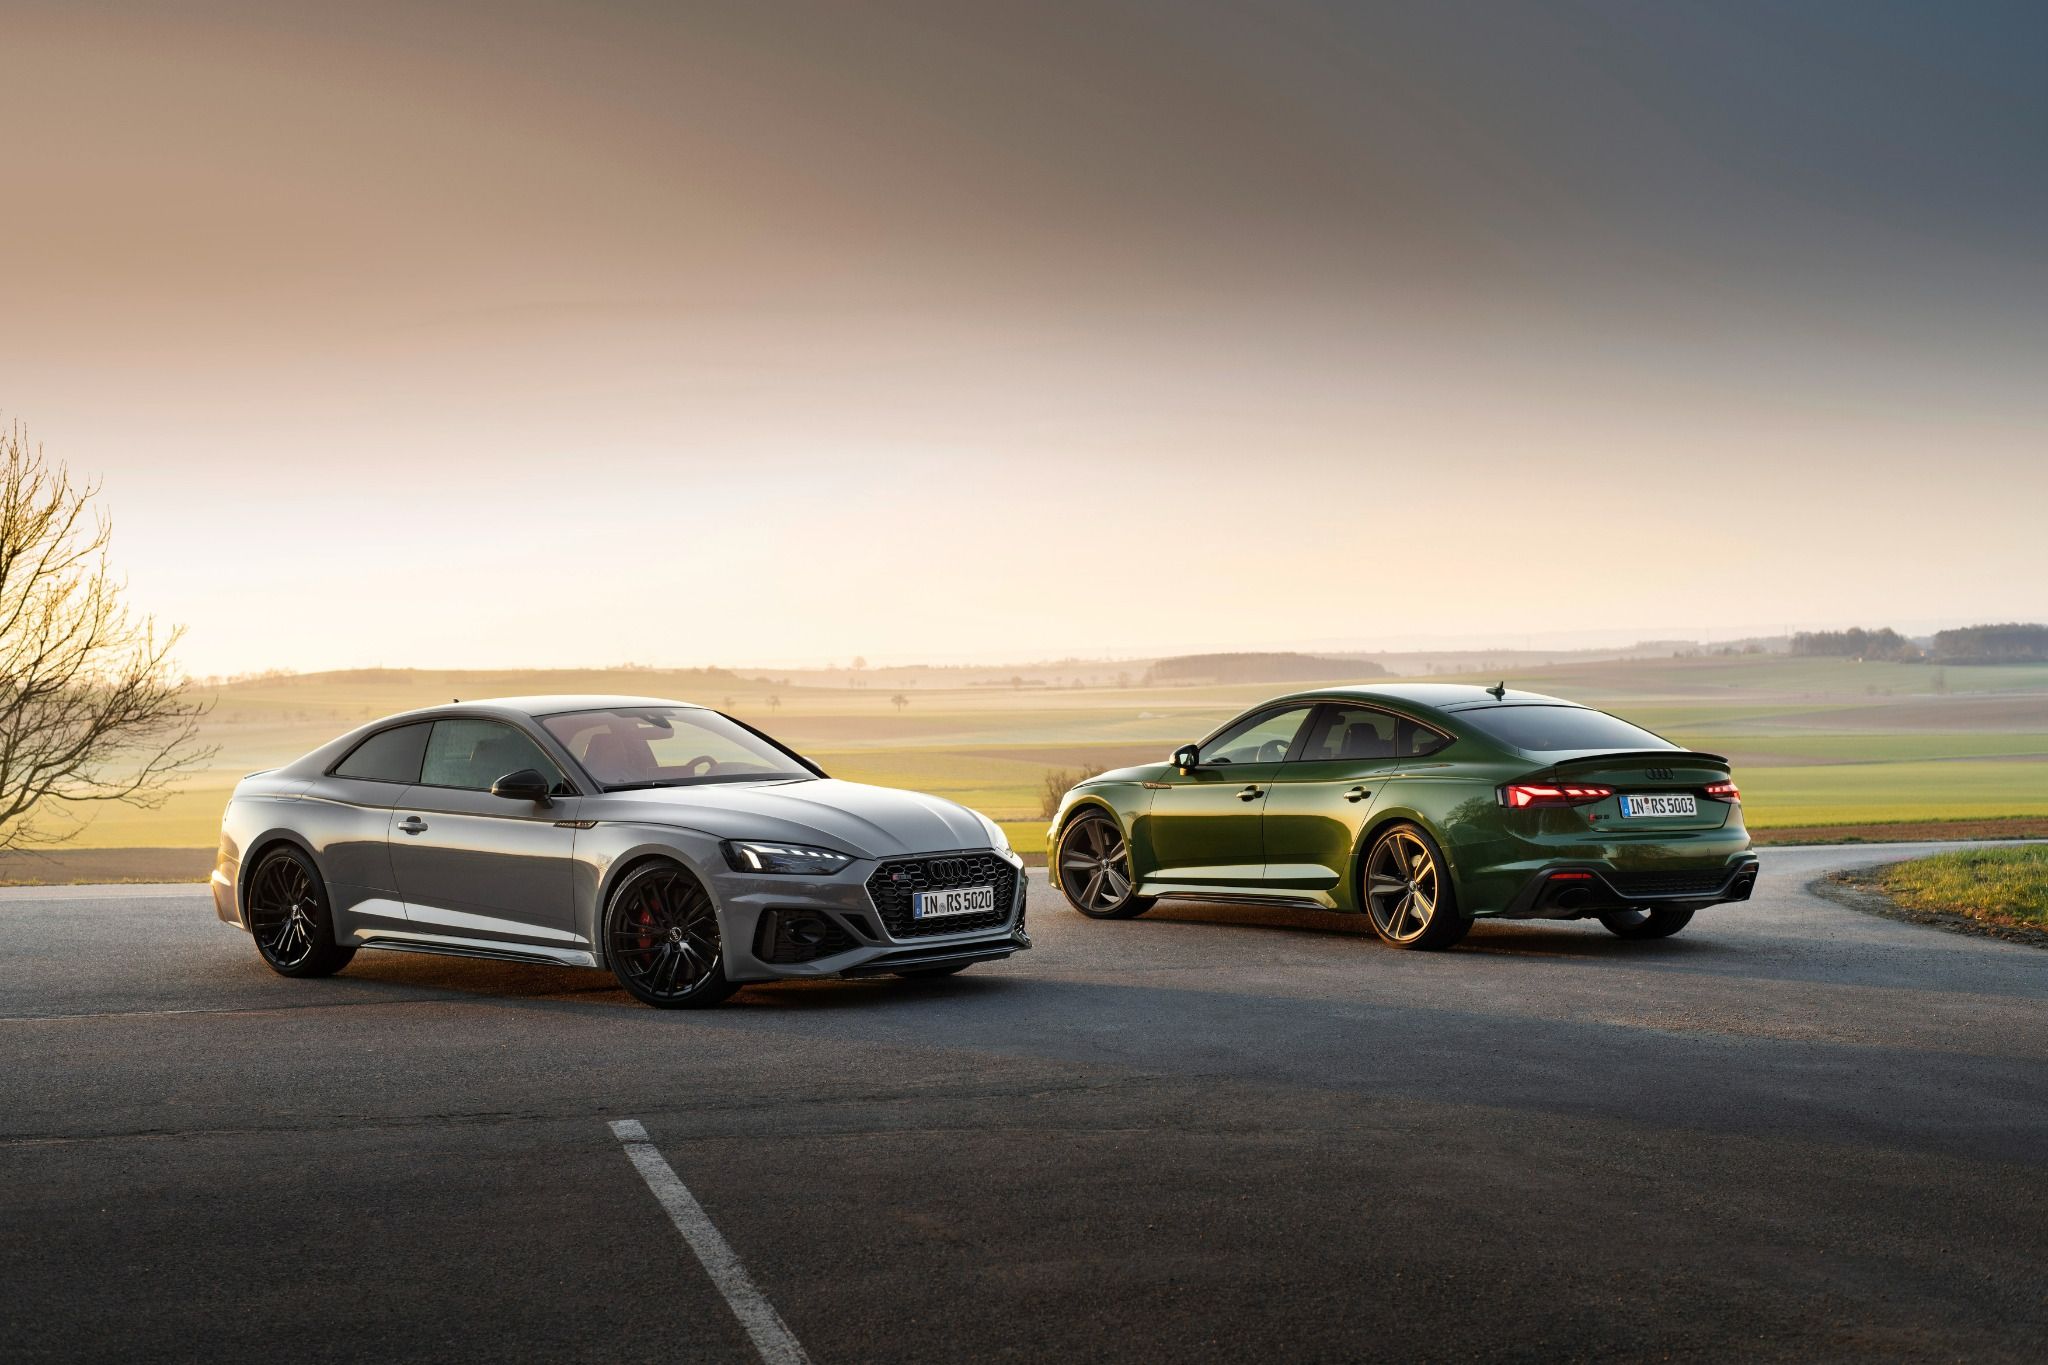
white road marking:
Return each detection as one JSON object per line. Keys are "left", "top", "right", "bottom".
{"left": 608, "top": 1119, "right": 812, "bottom": 1365}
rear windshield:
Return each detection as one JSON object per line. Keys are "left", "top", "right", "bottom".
{"left": 1459, "top": 705, "right": 1676, "bottom": 755}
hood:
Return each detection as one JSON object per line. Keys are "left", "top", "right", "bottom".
{"left": 1085, "top": 762, "right": 1172, "bottom": 785}
{"left": 591, "top": 778, "right": 995, "bottom": 858}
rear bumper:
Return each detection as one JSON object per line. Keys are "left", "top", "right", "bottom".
{"left": 210, "top": 867, "right": 242, "bottom": 928}
{"left": 1500, "top": 856, "right": 1760, "bottom": 919}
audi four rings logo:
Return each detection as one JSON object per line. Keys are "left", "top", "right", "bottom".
{"left": 1645, "top": 768, "right": 1674, "bottom": 781}
{"left": 928, "top": 858, "right": 969, "bottom": 881}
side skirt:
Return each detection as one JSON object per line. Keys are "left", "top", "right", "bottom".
{"left": 356, "top": 931, "right": 599, "bottom": 969}
{"left": 1146, "top": 889, "right": 1336, "bottom": 911}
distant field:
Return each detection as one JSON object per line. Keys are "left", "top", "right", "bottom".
{"left": 54, "top": 656, "right": 2048, "bottom": 856}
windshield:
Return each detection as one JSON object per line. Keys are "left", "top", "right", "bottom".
{"left": 541, "top": 708, "right": 813, "bottom": 789}
{"left": 1459, "top": 705, "right": 1676, "bottom": 755}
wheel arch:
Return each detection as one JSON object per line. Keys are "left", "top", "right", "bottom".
{"left": 235, "top": 829, "right": 323, "bottom": 926}
{"left": 1055, "top": 794, "right": 1125, "bottom": 833}
{"left": 1350, "top": 807, "right": 1463, "bottom": 913}
{"left": 1048, "top": 794, "right": 1128, "bottom": 894}
{"left": 590, "top": 846, "right": 703, "bottom": 970}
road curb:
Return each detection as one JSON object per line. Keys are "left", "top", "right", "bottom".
{"left": 1810, "top": 871, "right": 2048, "bottom": 950}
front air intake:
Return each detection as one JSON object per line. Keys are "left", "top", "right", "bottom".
{"left": 754, "top": 909, "right": 857, "bottom": 964}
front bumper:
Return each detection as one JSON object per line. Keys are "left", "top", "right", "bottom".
{"left": 1500, "top": 856, "right": 1761, "bottom": 919}
{"left": 710, "top": 846, "right": 1031, "bottom": 983}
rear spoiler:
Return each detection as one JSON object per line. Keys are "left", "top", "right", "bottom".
{"left": 1539, "top": 749, "right": 1730, "bottom": 775}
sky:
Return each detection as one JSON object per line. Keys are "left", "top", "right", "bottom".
{"left": 4, "top": 0, "right": 2044, "bottom": 676}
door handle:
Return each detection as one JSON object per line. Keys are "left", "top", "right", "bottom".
{"left": 1238, "top": 785, "right": 1264, "bottom": 802}
{"left": 1344, "top": 786, "right": 1371, "bottom": 803}
{"left": 397, "top": 816, "right": 429, "bottom": 835}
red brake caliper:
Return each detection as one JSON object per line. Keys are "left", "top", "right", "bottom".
{"left": 635, "top": 887, "right": 660, "bottom": 956}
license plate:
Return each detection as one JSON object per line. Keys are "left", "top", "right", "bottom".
{"left": 1620, "top": 793, "right": 1698, "bottom": 818}
{"left": 913, "top": 884, "right": 997, "bottom": 919}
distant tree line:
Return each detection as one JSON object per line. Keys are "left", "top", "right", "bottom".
{"left": 1143, "top": 652, "right": 1388, "bottom": 686}
{"left": 1790, "top": 627, "right": 1922, "bottom": 661}
{"left": 1931, "top": 622, "right": 2048, "bottom": 664}
{"left": 1790, "top": 623, "right": 2048, "bottom": 665}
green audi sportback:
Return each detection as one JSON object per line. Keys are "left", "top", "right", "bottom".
{"left": 1047, "top": 684, "right": 1757, "bottom": 949}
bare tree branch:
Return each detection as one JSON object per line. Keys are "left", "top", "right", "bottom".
{"left": 0, "top": 421, "right": 214, "bottom": 849}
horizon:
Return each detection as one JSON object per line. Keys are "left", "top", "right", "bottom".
{"left": 183, "top": 618, "right": 2031, "bottom": 685}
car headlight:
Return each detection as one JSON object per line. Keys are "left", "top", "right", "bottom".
{"left": 972, "top": 809, "right": 1011, "bottom": 852}
{"left": 720, "top": 840, "right": 855, "bottom": 875}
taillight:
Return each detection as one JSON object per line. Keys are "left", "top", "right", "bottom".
{"left": 1705, "top": 780, "right": 1740, "bottom": 804}
{"left": 1501, "top": 783, "right": 1613, "bottom": 808}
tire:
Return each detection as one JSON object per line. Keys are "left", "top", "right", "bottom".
{"left": 893, "top": 963, "right": 971, "bottom": 979}
{"left": 246, "top": 846, "right": 356, "bottom": 978}
{"left": 604, "top": 860, "right": 739, "bottom": 1009}
{"left": 1598, "top": 906, "right": 1695, "bottom": 940}
{"left": 1361, "top": 822, "right": 1471, "bottom": 950}
{"left": 1055, "top": 810, "right": 1155, "bottom": 919}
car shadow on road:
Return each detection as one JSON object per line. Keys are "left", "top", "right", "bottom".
{"left": 330, "top": 954, "right": 634, "bottom": 1005}
{"left": 1141, "top": 901, "right": 1377, "bottom": 937}
{"left": 1140, "top": 898, "right": 1738, "bottom": 963}
{"left": 1457, "top": 921, "right": 1737, "bottom": 961}
{"left": 735, "top": 974, "right": 1029, "bottom": 1009}
{"left": 324, "top": 949, "right": 1031, "bottom": 1013}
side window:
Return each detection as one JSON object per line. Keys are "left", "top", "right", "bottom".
{"left": 1396, "top": 717, "right": 1451, "bottom": 759}
{"left": 1295, "top": 707, "right": 1452, "bottom": 763}
{"left": 1200, "top": 706, "right": 1313, "bottom": 766}
{"left": 332, "top": 723, "right": 431, "bottom": 784}
{"left": 421, "top": 719, "right": 565, "bottom": 792}
{"left": 1296, "top": 706, "right": 1397, "bottom": 763}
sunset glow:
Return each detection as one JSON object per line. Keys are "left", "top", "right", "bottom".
{"left": 5, "top": 2, "right": 2042, "bottom": 675}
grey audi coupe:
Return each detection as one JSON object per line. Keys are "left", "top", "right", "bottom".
{"left": 211, "top": 697, "right": 1028, "bottom": 1007}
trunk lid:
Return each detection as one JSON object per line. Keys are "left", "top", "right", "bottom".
{"left": 1534, "top": 750, "right": 1735, "bottom": 834}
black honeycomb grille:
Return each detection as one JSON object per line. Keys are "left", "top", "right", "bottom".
{"left": 865, "top": 851, "right": 1017, "bottom": 938}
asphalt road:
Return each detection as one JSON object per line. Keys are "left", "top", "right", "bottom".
{"left": 4, "top": 844, "right": 2044, "bottom": 1362}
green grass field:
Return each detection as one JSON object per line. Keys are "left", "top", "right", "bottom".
{"left": 1876, "top": 845, "right": 2048, "bottom": 928}
{"left": 55, "top": 655, "right": 2048, "bottom": 854}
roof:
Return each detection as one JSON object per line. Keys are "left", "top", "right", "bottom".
{"left": 406, "top": 695, "right": 705, "bottom": 719}
{"left": 1270, "top": 682, "right": 1572, "bottom": 713}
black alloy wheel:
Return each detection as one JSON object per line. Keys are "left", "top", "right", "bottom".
{"left": 606, "top": 861, "right": 738, "bottom": 1008}
{"left": 247, "top": 846, "right": 355, "bottom": 977}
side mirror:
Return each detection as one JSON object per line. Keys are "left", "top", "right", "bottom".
{"left": 490, "top": 768, "right": 553, "bottom": 804}
{"left": 1172, "top": 744, "right": 1200, "bottom": 772}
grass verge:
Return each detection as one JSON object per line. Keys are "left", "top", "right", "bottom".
{"left": 1821, "top": 845, "right": 2048, "bottom": 949}
{"left": 1871, "top": 845, "right": 2048, "bottom": 930}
